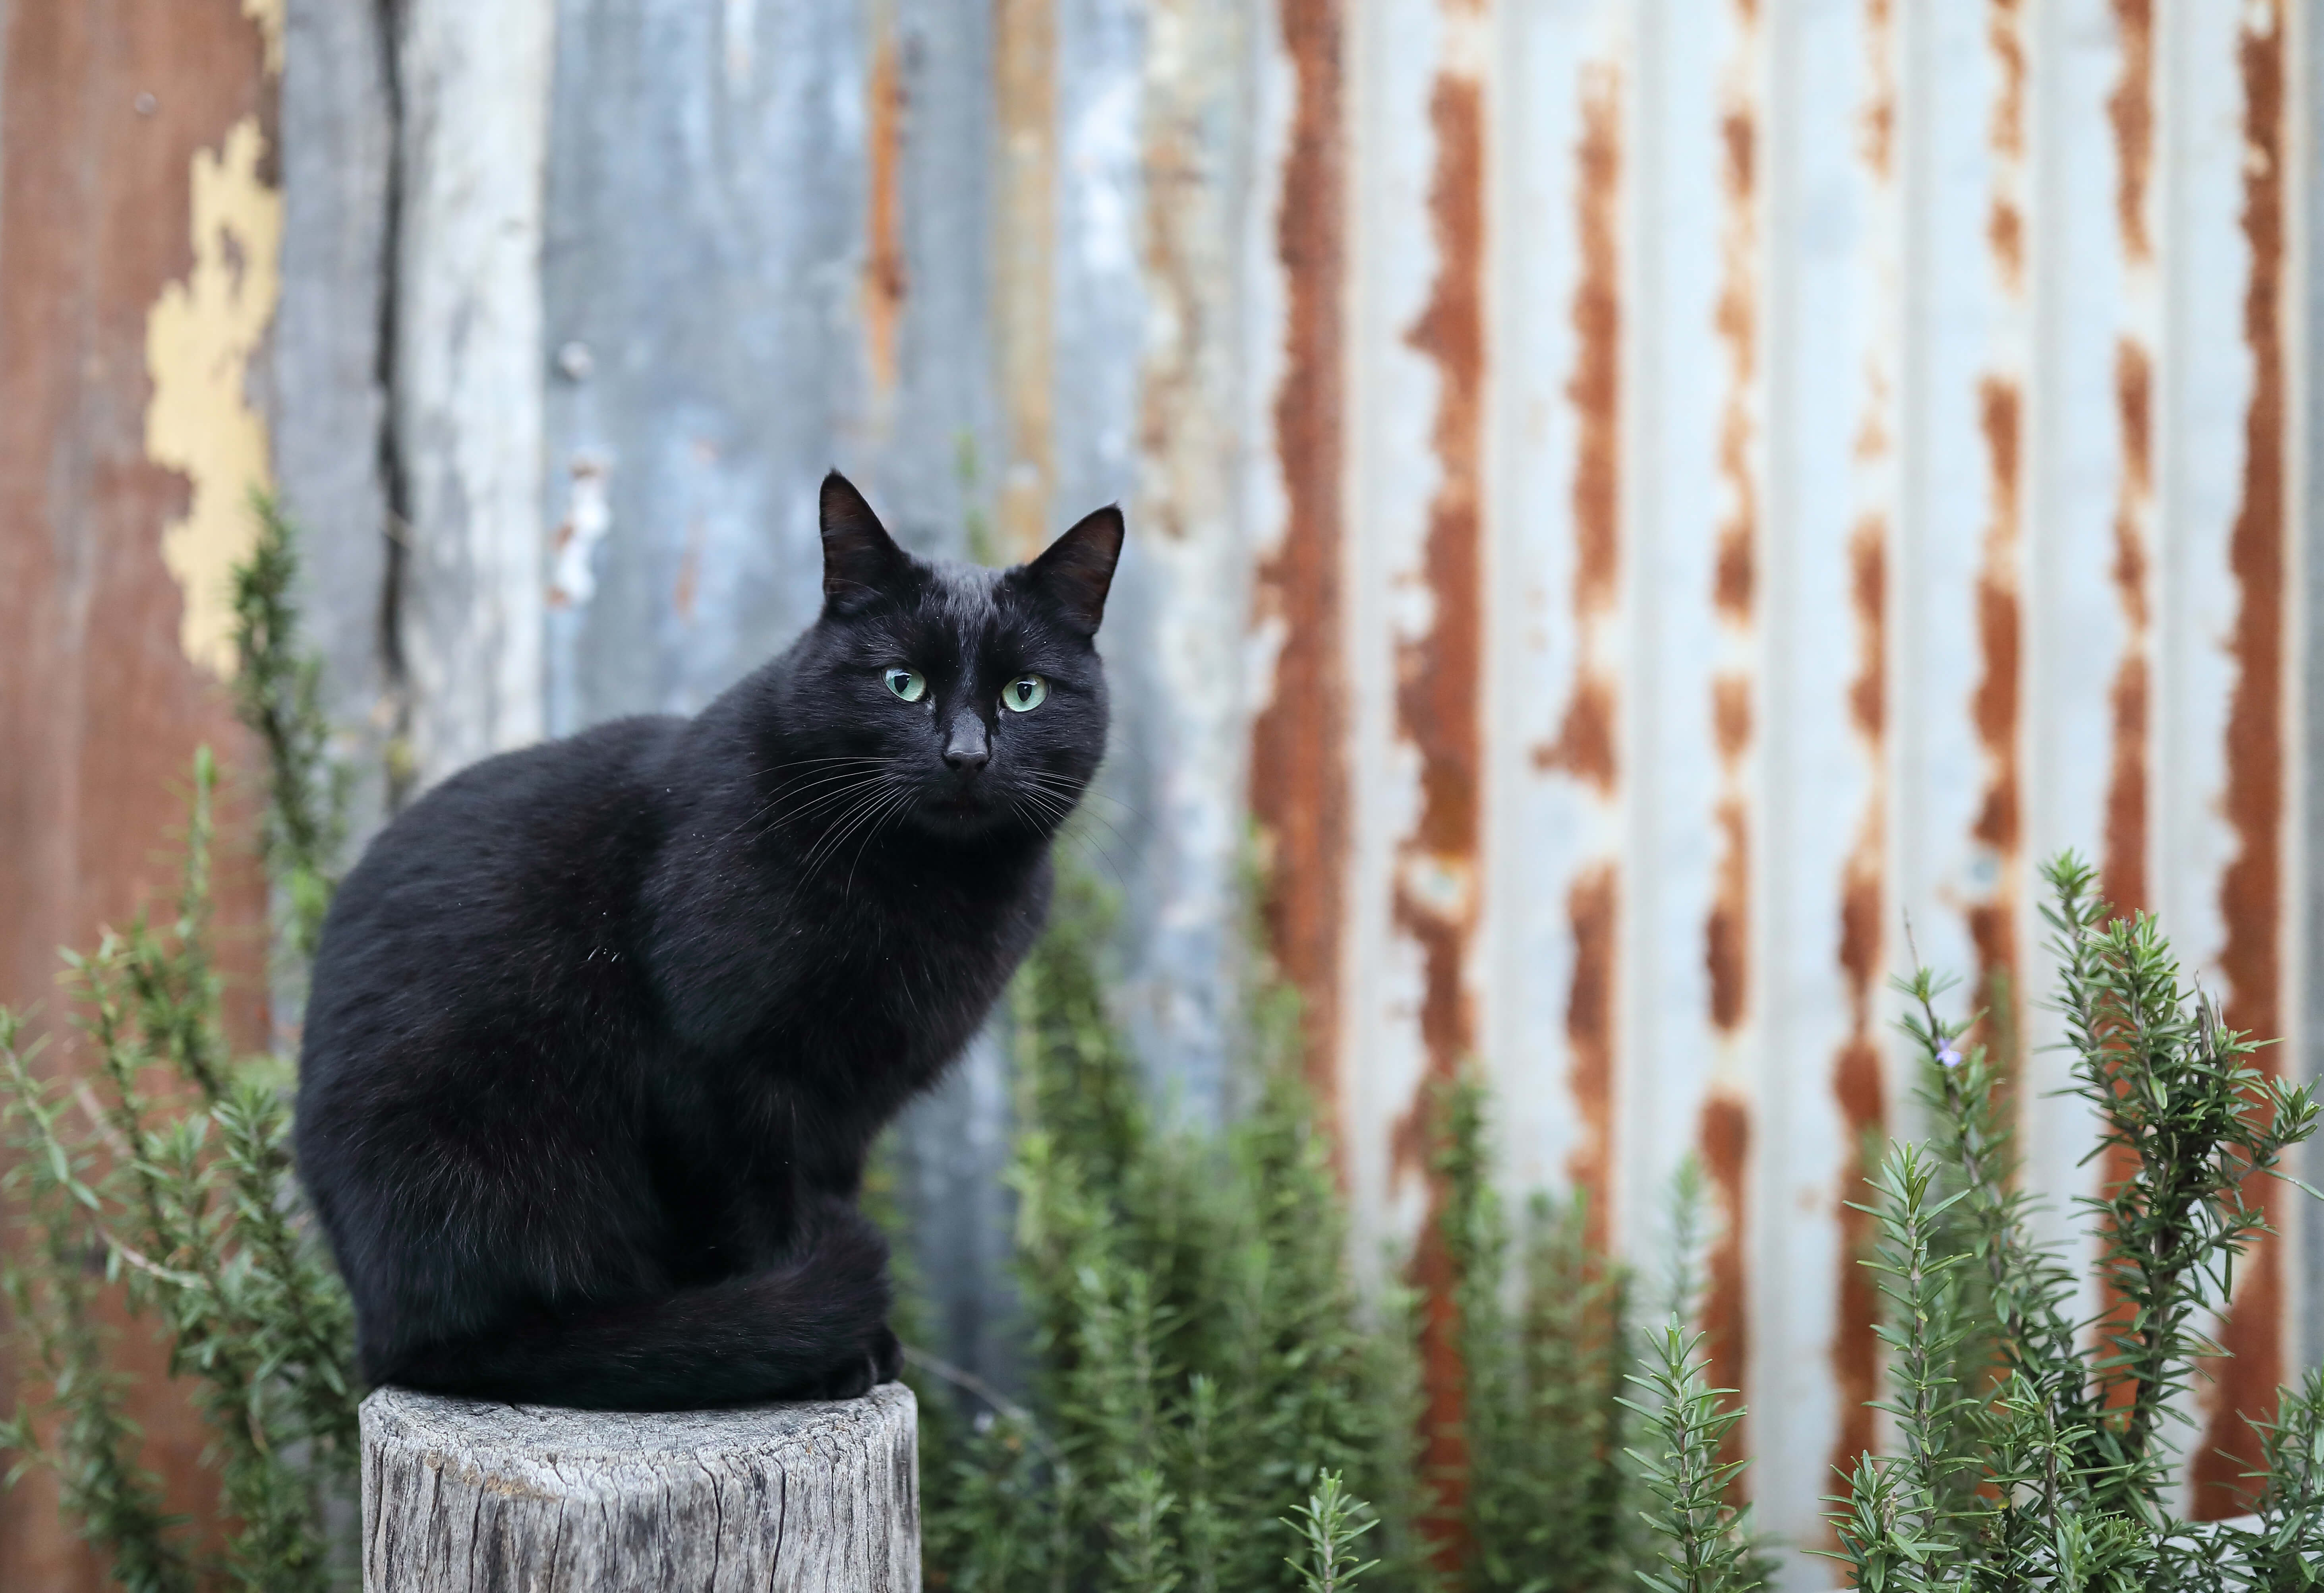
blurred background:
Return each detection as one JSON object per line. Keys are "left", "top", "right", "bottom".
{"left": 3, "top": 0, "right": 2320, "bottom": 1584}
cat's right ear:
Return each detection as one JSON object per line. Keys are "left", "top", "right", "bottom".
{"left": 820, "top": 471, "right": 909, "bottom": 609}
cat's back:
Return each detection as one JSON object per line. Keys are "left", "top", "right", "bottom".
{"left": 303, "top": 715, "right": 682, "bottom": 1071}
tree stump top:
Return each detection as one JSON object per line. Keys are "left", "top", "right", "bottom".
{"left": 361, "top": 1382, "right": 918, "bottom": 1592}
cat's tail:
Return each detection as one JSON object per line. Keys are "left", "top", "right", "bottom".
{"left": 373, "top": 1214, "right": 898, "bottom": 1411}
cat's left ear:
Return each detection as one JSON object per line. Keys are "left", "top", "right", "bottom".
{"left": 820, "top": 470, "right": 911, "bottom": 608}
{"left": 1024, "top": 505, "right": 1124, "bottom": 638}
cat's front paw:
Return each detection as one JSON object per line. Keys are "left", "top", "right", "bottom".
{"left": 803, "top": 1324, "right": 899, "bottom": 1401}
{"left": 808, "top": 1352, "right": 879, "bottom": 1402}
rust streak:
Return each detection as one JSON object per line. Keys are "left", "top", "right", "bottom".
{"left": 1250, "top": 0, "right": 1348, "bottom": 1118}
{"left": 1829, "top": 0, "right": 1898, "bottom": 1477}
{"left": 2102, "top": 658, "right": 2149, "bottom": 914}
{"left": 1828, "top": 1039, "right": 1884, "bottom": 1469}
{"left": 1707, "top": 798, "right": 1750, "bottom": 1032}
{"left": 1860, "top": 0, "right": 1895, "bottom": 178}
{"left": 1535, "top": 674, "right": 1616, "bottom": 793}
{"left": 2103, "top": 339, "right": 2151, "bottom": 916}
{"left": 1988, "top": 0, "right": 2026, "bottom": 157}
{"left": 1705, "top": 0, "right": 1758, "bottom": 1045}
{"left": 1986, "top": 0, "right": 2026, "bottom": 290}
{"left": 1970, "top": 374, "right": 2022, "bottom": 1077}
{"left": 1566, "top": 868, "right": 1619, "bottom": 1255}
{"left": 2095, "top": 19, "right": 2165, "bottom": 1428}
{"left": 1553, "top": 66, "right": 1623, "bottom": 1254}
{"left": 861, "top": 21, "right": 908, "bottom": 391}
{"left": 1569, "top": 66, "right": 1622, "bottom": 619}
{"left": 1987, "top": 201, "right": 2024, "bottom": 290}
{"left": 1407, "top": 1214, "right": 1466, "bottom": 1555}
{"left": 1699, "top": 1096, "right": 1752, "bottom": 1473}
{"left": 1849, "top": 521, "right": 1886, "bottom": 741}
{"left": 1713, "top": 677, "right": 1752, "bottom": 763}
{"left": 1133, "top": 3, "right": 1218, "bottom": 548}
{"left": 1393, "top": 63, "right": 1486, "bottom": 1054}
{"left": 1397, "top": 51, "right": 1489, "bottom": 1572}
{"left": 1828, "top": 524, "right": 1888, "bottom": 1490}
{"left": 2107, "top": 0, "right": 2154, "bottom": 262}
{"left": 1712, "top": 111, "right": 1756, "bottom": 621}
{"left": 2194, "top": 3, "right": 2287, "bottom": 1518}
{"left": 993, "top": 0, "right": 1056, "bottom": 558}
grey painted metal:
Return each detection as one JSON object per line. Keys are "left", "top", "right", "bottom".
{"left": 539, "top": 0, "right": 862, "bottom": 736}
{"left": 393, "top": 0, "right": 554, "bottom": 787}
{"left": 274, "top": 0, "right": 395, "bottom": 848}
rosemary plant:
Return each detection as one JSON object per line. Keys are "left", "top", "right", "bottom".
{"left": 1433, "top": 1074, "right": 1636, "bottom": 1593}
{"left": 920, "top": 867, "right": 1427, "bottom": 1591}
{"left": 1623, "top": 1317, "right": 1759, "bottom": 1593}
{"left": 1286, "top": 1470, "right": 1384, "bottom": 1593}
{"left": 1, "top": 506, "right": 357, "bottom": 1591}
{"left": 1827, "top": 852, "right": 2322, "bottom": 1593}
{"left": 912, "top": 859, "right": 1661, "bottom": 1593}
{"left": 230, "top": 492, "right": 349, "bottom": 966}
{"left": 1829, "top": 1143, "right": 1972, "bottom": 1590}
{"left": 0, "top": 1014, "right": 191, "bottom": 1593}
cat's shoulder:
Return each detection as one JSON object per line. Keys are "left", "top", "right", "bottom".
{"left": 338, "top": 716, "right": 688, "bottom": 903}
{"left": 404, "top": 715, "right": 683, "bottom": 819}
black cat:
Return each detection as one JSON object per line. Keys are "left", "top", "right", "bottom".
{"left": 296, "top": 472, "right": 1121, "bottom": 1409}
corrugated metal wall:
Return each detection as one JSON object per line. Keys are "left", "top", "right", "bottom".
{"left": 7, "top": 0, "right": 2316, "bottom": 1585}
{"left": 278, "top": 0, "right": 2317, "bottom": 1577}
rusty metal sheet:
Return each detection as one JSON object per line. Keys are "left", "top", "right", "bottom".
{"left": 1251, "top": 0, "right": 2310, "bottom": 1576}
{"left": 0, "top": 0, "right": 282, "bottom": 1583}
{"left": 1250, "top": 0, "right": 1353, "bottom": 1128}
{"left": 238, "top": 0, "right": 2320, "bottom": 1583}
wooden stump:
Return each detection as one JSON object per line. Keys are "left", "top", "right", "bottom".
{"left": 360, "top": 1382, "right": 918, "bottom": 1592}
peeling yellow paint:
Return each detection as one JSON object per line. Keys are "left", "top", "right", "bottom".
{"left": 145, "top": 114, "right": 282, "bottom": 678}
{"left": 243, "top": 0, "right": 285, "bottom": 76}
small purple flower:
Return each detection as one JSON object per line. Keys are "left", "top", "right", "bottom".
{"left": 1937, "top": 1042, "right": 1962, "bottom": 1069}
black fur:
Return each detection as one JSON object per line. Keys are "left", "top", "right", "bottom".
{"left": 296, "top": 473, "right": 1122, "bottom": 1409}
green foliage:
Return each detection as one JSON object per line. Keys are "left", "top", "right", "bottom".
{"left": 921, "top": 867, "right": 1433, "bottom": 1591}
{"left": 232, "top": 493, "right": 349, "bottom": 966}
{"left": 1828, "top": 1144, "right": 1972, "bottom": 1590}
{"left": 2214, "top": 1367, "right": 2324, "bottom": 1587}
{"left": 913, "top": 865, "right": 1661, "bottom": 1593}
{"left": 2048, "top": 856, "right": 2317, "bottom": 1512}
{"left": 2, "top": 506, "right": 357, "bottom": 1590}
{"left": 0, "top": 1014, "right": 191, "bottom": 1593}
{"left": 1432, "top": 1074, "right": 1636, "bottom": 1593}
{"left": 1818, "top": 852, "right": 2323, "bottom": 1592}
{"left": 1623, "top": 1318, "right": 1758, "bottom": 1593}
{"left": 1286, "top": 1470, "right": 1384, "bottom": 1593}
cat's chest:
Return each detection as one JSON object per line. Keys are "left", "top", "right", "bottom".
{"left": 804, "top": 886, "right": 1019, "bottom": 1024}
{"left": 650, "top": 837, "right": 1046, "bottom": 1082}
{"left": 746, "top": 872, "right": 1031, "bottom": 1063}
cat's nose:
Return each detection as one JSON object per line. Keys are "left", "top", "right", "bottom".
{"left": 944, "top": 716, "right": 991, "bottom": 775}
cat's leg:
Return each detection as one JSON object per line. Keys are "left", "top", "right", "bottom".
{"left": 321, "top": 1072, "right": 895, "bottom": 1409}
{"left": 382, "top": 1205, "right": 897, "bottom": 1409}
{"left": 783, "top": 1196, "right": 903, "bottom": 1398}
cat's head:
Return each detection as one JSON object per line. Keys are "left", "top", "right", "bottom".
{"left": 768, "top": 471, "right": 1122, "bottom": 849}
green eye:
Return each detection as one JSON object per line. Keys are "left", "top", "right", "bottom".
{"left": 884, "top": 667, "right": 928, "bottom": 703}
{"left": 1001, "top": 675, "right": 1048, "bottom": 713}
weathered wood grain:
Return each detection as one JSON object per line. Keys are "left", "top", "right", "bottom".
{"left": 360, "top": 1382, "right": 918, "bottom": 1592}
